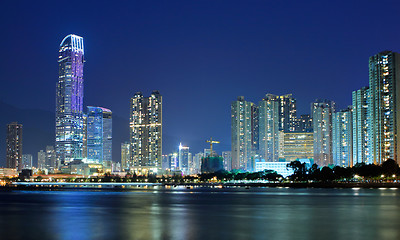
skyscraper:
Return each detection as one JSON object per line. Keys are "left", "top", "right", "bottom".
{"left": 38, "top": 150, "right": 46, "bottom": 170}
{"left": 178, "top": 143, "right": 190, "bottom": 174}
{"left": 6, "top": 122, "right": 23, "bottom": 170}
{"left": 296, "top": 114, "right": 313, "bottom": 132}
{"left": 312, "top": 99, "right": 335, "bottom": 166}
{"left": 368, "top": 51, "right": 400, "bottom": 164}
{"left": 85, "top": 106, "right": 112, "bottom": 165}
{"left": 56, "top": 34, "right": 85, "bottom": 165}
{"left": 352, "top": 86, "right": 370, "bottom": 164}
{"left": 121, "top": 142, "right": 131, "bottom": 170}
{"left": 46, "top": 146, "right": 56, "bottom": 171}
{"left": 231, "top": 96, "right": 256, "bottom": 170}
{"left": 332, "top": 107, "right": 353, "bottom": 167}
{"left": 258, "top": 95, "right": 280, "bottom": 162}
{"left": 130, "top": 91, "right": 162, "bottom": 174}
{"left": 222, "top": 151, "right": 232, "bottom": 171}
{"left": 21, "top": 154, "right": 33, "bottom": 170}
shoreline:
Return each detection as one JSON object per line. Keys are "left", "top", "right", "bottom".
{"left": 1, "top": 182, "right": 400, "bottom": 191}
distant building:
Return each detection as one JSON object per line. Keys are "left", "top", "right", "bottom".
{"left": 178, "top": 143, "right": 191, "bottom": 174}
{"left": 38, "top": 150, "right": 46, "bottom": 170}
{"left": 121, "top": 142, "right": 131, "bottom": 170}
{"left": 56, "top": 34, "right": 85, "bottom": 165}
{"left": 191, "top": 152, "right": 204, "bottom": 174}
{"left": 130, "top": 91, "right": 162, "bottom": 174}
{"left": 21, "top": 154, "right": 33, "bottom": 170}
{"left": 332, "top": 107, "right": 353, "bottom": 167}
{"left": 46, "top": 146, "right": 57, "bottom": 172}
{"left": 6, "top": 122, "right": 23, "bottom": 170}
{"left": 222, "top": 151, "right": 232, "bottom": 171}
{"left": 201, "top": 156, "right": 223, "bottom": 173}
{"left": 283, "top": 132, "right": 314, "bottom": 162}
{"left": 368, "top": 51, "right": 400, "bottom": 164}
{"left": 352, "top": 86, "right": 370, "bottom": 164}
{"left": 85, "top": 106, "right": 112, "bottom": 165}
{"left": 254, "top": 161, "right": 292, "bottom": 177}
{"left": 312, "top": 99, "right": 335, "bottom": 166}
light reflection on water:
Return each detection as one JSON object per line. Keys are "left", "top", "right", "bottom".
{"left": 0, "top": 188, "right": 400, "bottom": 240}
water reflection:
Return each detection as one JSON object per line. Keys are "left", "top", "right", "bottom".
{"left": 0, "top": 188, "right": 400, "bottom": 240}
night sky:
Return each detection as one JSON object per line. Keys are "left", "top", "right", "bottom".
{"left": 1, "top": 1, "right": 400, "bottom": 162}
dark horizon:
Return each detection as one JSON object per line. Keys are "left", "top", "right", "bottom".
{"left": 1, "top": 0, "right": 400, "bottom": 166}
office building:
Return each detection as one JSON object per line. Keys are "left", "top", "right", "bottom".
{"left": 368, "top": 51, "right": 400, "bottom": 164}
{"left": 283, "top": 132, "right": 314, "bottom": 162}
{"left": 130, "top": 91, "right": 162, "bottom": 174}
{"left": 178, "top": 143, "right": 191, "bottom": 174}
{"left": 56, "top": 34, "right": 85, "bottom": 165}
{"left": 6, "top": 122, "right": 23, "bottom": 170}
{"left": 332, "top": 107, "right": 353, "bottom": 167}
{"left": 352, "top": 87, "right": 370, "bottom": 164}
{"left": 85, "top": 106, "right": 112, "bottom": 165}
{"left": 312, "top": 99, "right": 335, "bottom": 166}
{"left": 46, "top": 146, "right": 57, "bottom": 171}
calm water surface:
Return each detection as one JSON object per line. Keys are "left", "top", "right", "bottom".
{"left": 0, "top": 187, "right": 400, "bottom": 240}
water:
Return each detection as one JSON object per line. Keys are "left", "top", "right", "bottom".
{"left": 1, "top": 187, "right": 400, "bottom": 240}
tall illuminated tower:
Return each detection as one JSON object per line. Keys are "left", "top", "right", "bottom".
{"left": 352, "top": 86, "right": 370, "bottom": 164}
{"left": 258, "top": 95, "right": 280, "bottom": 162}
{"left": 368, "top": 51, "right": 400, "bottom": 164}
{"left": 332, "top": 107, "right": 353, "bottom": 167}
{"left": 130, "top": 91, "right": 162, "bottom": 174}
{"left": 6, "top": 122, "right": 23, "bottom": 170}
{"left": 55, "top": 34, "right": 84, "bottom": 165}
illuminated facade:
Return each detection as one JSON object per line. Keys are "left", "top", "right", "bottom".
{"left": 296, "top": 114, "right": 313, "bottom": 132}
{"left": 283, "top": 132, "right": 314, "bottom": 162}
{"left": 130, "top": 91, "right": 162, "bottom": 173}
{"left": 38, "top": 150, "right": 46, "bottom": 170}
{"left": 352, "top": 87, "right": 370, "bottom": 164}
{"left": 368, "top": 51, "right": 400, "bottom": 164}
{"left": 85, "top": 106, "right": 112, "bottom": 164}
{"left": 312, "top": 99, "right": 335, "bottom": 166}
{"left": 231, "top": 96, "right": 256, "bottom": 170}
{"left": 56, "top": 34, "right": 85, "bottom": 165}
{"left": 6, "top": 122, "right": 23, "bottom": 170}
{"left": 268, "top": 94, "right": 297, "bottom": 132}
{"left": 258, "top": 95, "right": 280, "bottom": 162}
{"left": 222, "top": 151, "right": 232, "bottom": 171}
{"left": 21, "top": 154, "right": 33, "bottom": 170}
{"left": 121, "top": 142, "right": 131, "bottom": 170}
{"left": 178, "top": 143, "right": 191, "bottom": 174}
{"left": 332, "top": 107, "right": 353, "bottom": 167}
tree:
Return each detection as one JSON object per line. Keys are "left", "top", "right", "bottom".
{"left": 381, "top": 159, "right": 399, "bottom": 176}
{"left": 287, "top": 161, "right": 307, "bottom": 181}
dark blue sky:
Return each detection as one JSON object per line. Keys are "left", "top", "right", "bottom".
{"left": 1, "top": 0, "right": 400, "bottom": 155}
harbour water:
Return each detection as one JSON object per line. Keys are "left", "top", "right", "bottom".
{"left": 0, "top": 187, "right": 400, "bottom": 240}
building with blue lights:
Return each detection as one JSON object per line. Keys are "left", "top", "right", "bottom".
{"left": 84, "top": 106, "right": 112, "bottom": 165}
{"left": 56, "top": 34, "right": 85, "bottom": 165}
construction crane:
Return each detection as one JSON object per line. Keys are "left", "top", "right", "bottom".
{"left": 206, "top": 137, "right": 220, "bottom": 156}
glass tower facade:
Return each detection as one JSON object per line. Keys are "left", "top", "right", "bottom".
{"left": 85, "top": 106, "right": 112, "bottom": 164}
{"left": 56, "top": 34, "right": 84, "bottom": 165}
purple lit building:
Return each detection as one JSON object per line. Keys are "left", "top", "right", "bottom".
{"left": 56, "top": 34, "right": 85, "bottom": 166}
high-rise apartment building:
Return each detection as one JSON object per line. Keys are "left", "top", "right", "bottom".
{"left": 258, "top": 95, "right": 280, "bottom": 162}
{"left": 296, "top": 114, "right": 313, "bottom": 132}
{"left": 352, "top": 86, "right": 370, "bottom": 164}
{"left": 56, "top": 34, "right": 85, "bottom": 165}
{"left": 130, "top": 91, "right": 162, "bottom": 174}
{"left": 231, "top": 96, "right": 256, "bottom": 170}
{"left": 85, "top": 106, "right": 112, "bottom": 164}
{"left": 6, "top": 122, "right": 23, "bottom": 170}
{"left": 368, "top": 51, "right": 400, "bottom": 164}
{"left": 312, "top": 99, "right": 335, "bottom": 166}
{"left": 332, "top": 107, "right": 353, "bottom": 167}
{"left": 270, "top": 94, "right": 297, "bottom": 132}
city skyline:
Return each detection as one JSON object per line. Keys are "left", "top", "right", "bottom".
{"left": 1, "top": 1, "right": 400, "bottom": 166}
